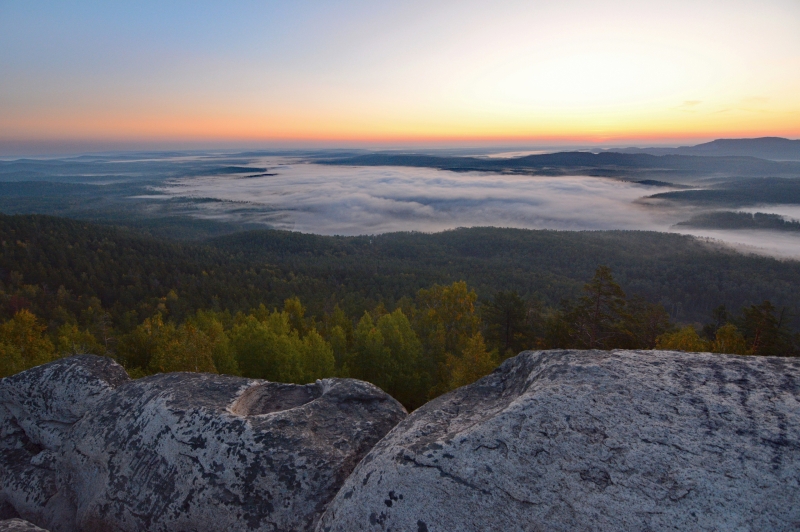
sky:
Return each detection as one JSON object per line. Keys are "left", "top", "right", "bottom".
{"left": 1, "top": 0, "right": 799, "bottom": 153}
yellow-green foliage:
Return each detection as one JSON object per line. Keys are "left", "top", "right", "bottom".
{"left": 655, "top": 326, "right": 709, "bottom": 352}
{"left": 56, "top": 323, "right": 104, "bottom": 357}
{"left": 350, "top": 309, "right": 424, "bottom": 408}
{"left": 149, "top": 322, "right": 217, "bottom": 374}
{"left": 229, "top": 302, "right": 334, "bottom": 384}
{"left": 186, "top": 310, "right": 239, "bottom": 375}
{"left": 415, "top": 281, "right": 480, "bottom": 359}
{"left": 711, "top": 323, "right": 749, "bottom": 355}
{"left": 2, "top": 265, "right": 795, "bottom": 411}
{"left": 124, "top": 314, "right": 218, "bottom": 374}
{"left": 0, "top": 310, "right": 55, "bottom": 378}
{"left": 445, "top": 333, "right": 499, "bottom": 391}
{"left": 0, "top": 342, "right": 23, "bottom": 379}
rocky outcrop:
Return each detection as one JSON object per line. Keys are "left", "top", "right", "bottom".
{"left": 61, "top": 373, "right": 406, "bottom": 532}
{"left": 1, "top": 356, "right": 406, "bottom": 532}
{"left": 7, "top": 351, "right": 799, "bottom": 531}
{"left": 317, "top": 349, "right": 800, "bottom": 532}
{"left": 0, "top": 356, "right": 129, "bottom": 528}
{"left": 0, "top": 519, "right": 50, "bottom": 531}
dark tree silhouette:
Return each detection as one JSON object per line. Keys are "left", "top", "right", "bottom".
{"left": 482, "top": 291, "right": 533, "bottom": 356}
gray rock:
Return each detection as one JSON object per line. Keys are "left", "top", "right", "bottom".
{"left": 317, "top": 349, "right": 800, "bottom": 532}
{"left": 0, "top": 356, "right": 128, "bottom": 529}
{"left": 1, "top": 356, "right": 406, "bottom": 532}
{"left": 0, "top": 519, "right": 50, "bottom": 531}
{"left": 59, "top": 373, "right": 406, "bottom": 532}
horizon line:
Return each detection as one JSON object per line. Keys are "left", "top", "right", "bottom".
{"left": 3, "top": 134, "right": 799, "bottom": 158}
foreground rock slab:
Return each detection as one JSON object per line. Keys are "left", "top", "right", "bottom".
{"left": 318, "top": 349, "right": 800, "bottom": 532}
{"left": 1, "top": 356, "right": 406, "bottom": 532}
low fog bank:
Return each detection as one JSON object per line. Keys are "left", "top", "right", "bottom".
{"left": 670, "top": 228, "right": 800, "bottom": 259}
{"left": 157, "top": 158, "right": 676, "bottom": 234}
{"left": 155, "top": 157, "right": 800, "bottom": 259}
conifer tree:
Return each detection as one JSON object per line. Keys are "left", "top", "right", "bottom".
{"left": 482, "top": 291, "right": 533, "bottom": 356}
{"left": 740, "top": 301, "right": 791, "bottom": 356}
{"left": 568, "top": 266, "right": 629, "bottom": 349}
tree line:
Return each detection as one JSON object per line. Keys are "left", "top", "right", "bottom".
{"left": 2, "top": 265, "right": 796, "bottom": 410}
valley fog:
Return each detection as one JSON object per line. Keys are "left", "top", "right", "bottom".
{"left": 157, "top": 157, "right": 800, "bottom": 258}
{"left": 158, "top": 157, "right": 674, "bottom": 233}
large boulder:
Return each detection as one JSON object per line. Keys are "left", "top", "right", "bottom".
{"left": 59, "top": 373, "right": 406, "bottom": 532}
{"left": 317, "top": 349, "right": 800, "bottom": 532}
{"left": 1, "top": 356, "right": 407, "bottom": 532}
{"left": 0, "top": 356, "right": 129, "bottom": 528}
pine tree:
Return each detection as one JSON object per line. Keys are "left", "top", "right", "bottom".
{"left": 568, "top": 266, "right": 629, "bottom": 349}
{"left": 483, "top": 291, "right": 533, "bottom": 357}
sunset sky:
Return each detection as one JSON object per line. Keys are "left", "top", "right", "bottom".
{"left": 2, "top": 0, "right": 799, "bottom": 153}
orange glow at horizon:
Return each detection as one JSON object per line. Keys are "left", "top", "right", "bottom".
{"left": 1, "top": 0, "right": 799, "bottom": 151}
{"left": 4, "top": 106, "right": 798, "bottom": 146}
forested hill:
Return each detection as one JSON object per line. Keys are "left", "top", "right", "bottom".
{"left": 613, "top": 137, "right": 800, "bottom": 160}
{"left": 319, "top": 151, "right": 800, "bottom": 181}
{"left": 1, "top": 214, "right": 799, "bottom": 327}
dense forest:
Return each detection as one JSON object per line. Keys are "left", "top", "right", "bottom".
{"left": 677, "top": 211, "right": 800, "bottom": 231}
{"left": 1, "top": 214, "right": 798, "bottom": 409}
{"left": 650, "top": 177, "right": 800, "bottom": 207}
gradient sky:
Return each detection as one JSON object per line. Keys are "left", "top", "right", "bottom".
{"left": 1, "top": 0, "right": 799, "bottom": 152}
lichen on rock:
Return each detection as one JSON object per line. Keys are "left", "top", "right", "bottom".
{"left": 1, "top": 356, "right": 407, "bottom": 532}
{"left": 317, "top": 349, "right": 800, "bottom": 532}
{"left": 0, "top": 356, "right": 128, "bottom": 530}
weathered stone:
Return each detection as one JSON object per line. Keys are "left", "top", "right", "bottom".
{"left": 0, "top": 356, "right": 129, "bottom": 530}
{"left": 59, "top": 373, "right": 406, "bottom": 532}
{"left": 1, "top": 356, "right": 406, "bottom": 532}
{"left": 0, "top": 519, "right": 50, "bottom": 531}
{"left": 317, "top": 349, "right": 800, "bottom": 532}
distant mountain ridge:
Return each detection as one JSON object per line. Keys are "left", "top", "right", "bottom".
{"left": 323, "top": 150, "right": 800, "bottom": 183}
{"left": 611, "top": 137, "right": 800, "bottom": 161}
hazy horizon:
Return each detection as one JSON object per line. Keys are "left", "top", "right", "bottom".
{"left": 0, "top": 138, "right": 772, "bottom": 159}
{"left": 3, "top": 136, "right": 800, "bottom": 159}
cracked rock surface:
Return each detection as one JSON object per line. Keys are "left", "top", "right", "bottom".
{"left": 0, "top": 356, "right": 128, "bottom": 529}
{"left": 1, "top": 356, "right": 406, "bottom": 532}
{"left": 317, "top": 349, "right": 800, "bottom": 532}
{"left": 0, "top": 519, "right": 50, "bottom": 531}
